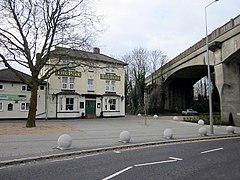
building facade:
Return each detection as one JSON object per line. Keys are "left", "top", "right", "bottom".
{"left": 0, "top": 68, "right": 46, "bottom": 119}
{"left": 44, "top": 47, "right": 127, "bottom": 119}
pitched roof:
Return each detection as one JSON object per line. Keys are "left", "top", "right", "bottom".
{"left": 50, "top": 47, "right": 128, "bottom": 66}
{"left": 0, "top": 68, "right": 32, "bottom": 83}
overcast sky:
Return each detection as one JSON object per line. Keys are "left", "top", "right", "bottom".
{"left": 95, "top": 0, "right": 240, "bottom": 60}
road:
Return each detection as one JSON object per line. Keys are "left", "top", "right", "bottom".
{"left": 0, "top": 137, "right": 239, "bottom": 180}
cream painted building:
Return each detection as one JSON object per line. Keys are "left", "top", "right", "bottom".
{"left": 0, "top": 68, "right": 46, "bottom": 119}
{"left": 44, "top": 47, "right": 127, "bottom": 119}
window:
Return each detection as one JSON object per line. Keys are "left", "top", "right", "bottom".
{"left": 80, "top": 102, "right": 84, "bottom": 109}
{"left": 8, "top": 103, "right": 13, "bottom": 111}
{"left": 40, "top": 85, "right": 44, "bottom": 90}
{"left": 61, "top": 77, "right": 75, "bottom": 90}
{"left": 111, "top": 81, "right": 115, "bottom": 92}
{"left": 21, "top": 102, "right": 30, "bottom": 111}
{"left": 21, "top": 85, "right": 31, "bottom": 91}
{"left": 105, "top": 81, "right": 110, "bottom": 91}
{"left": 109, "top": 99, "right": 116, "bottom": 110}
{"left": 88, "top": 62, "right": 94, "bottom": 72}
{"left": 105, "top": 81, "right": 115, "bottom": 92}
{"left": 22, "top": 86, "right": 26, "bottom": 91}
{"left": 69, "top": 78, "right": 75, "bottom": 90}
{"left": 105, "top": 99, "right": 107, "bottom": 110}
{"left": 66, "top": 98, "right": 74, "bottom": 110}
{"left": 0, "top": 84, "right": 3, "bottom": 90}
{"left": 62, "top": 77, "right": 68, "bottom": 89}
{"left": 88, "top": 79, "right": 94, "bottom": 91}
{"left": 0, "top": 102, "right": 2, "bottom": 111}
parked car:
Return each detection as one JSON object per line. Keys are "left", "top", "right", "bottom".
{"left": 182, "top": 109, "right": 198, "bottom": 116}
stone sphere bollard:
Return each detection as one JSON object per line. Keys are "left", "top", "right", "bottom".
{"left": 198, "top": 119, "right": 204, "bottom": 126}
{"left": 57, "top": 134, "right": 72, "bottom": 150}
{"left": 226, "top": 126, "right": 235, "bottom": 134}
{"left": 164, "top": 128, "right": 173, "bottom": 139}
{"left": 153, "top": 114, "right": 158, "bottom": 119}
{"left": 120, "top": 130, "right": 131, "bottom": 143}
{"left": 173, "top": 116, "right": 179, "bottom": 121}
{"left": 137, "top": 113, "right": 141, "bottom": 118}
{"left": 199, "top": 127, "right": 207, "bottom": 136}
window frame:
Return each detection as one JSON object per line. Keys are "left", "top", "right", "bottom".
{"left": 0, "top": 84, "right": 3, "bottom": 90}
{"left": 20, "top": 102, "right": 30, "bottom": 111}
{"left": 87, "top": 79, "right": 94, "bottom": 91}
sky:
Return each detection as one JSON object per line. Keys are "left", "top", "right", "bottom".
{"left": 94, "top": 0, "right": 240, "bottom": 60}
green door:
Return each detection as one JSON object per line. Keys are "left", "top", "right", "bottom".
{"left": 86, "top": 100, "right": 96, "bottom": 115}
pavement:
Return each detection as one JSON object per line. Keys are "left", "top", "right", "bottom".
{"left": 0, "top": 115, "right": 240, "bottom": 166}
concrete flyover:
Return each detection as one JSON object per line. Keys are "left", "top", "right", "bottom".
{"left": 145, "top": 14, "right": 240, "bottom": 126}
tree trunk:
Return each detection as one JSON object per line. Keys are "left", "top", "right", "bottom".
{"left": 26, "top": 84, "right": 38, "bottom": 128}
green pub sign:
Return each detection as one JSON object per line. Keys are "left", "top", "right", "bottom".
{"left": 100, "top": 74, "right": 121, "bottom": 81}
{"left": 55, "top": 70, "right": 81, "bottom": 77}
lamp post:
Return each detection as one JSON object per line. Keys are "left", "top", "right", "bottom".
{"left": 205, "top": 0, "right": 219, "bottom": 134}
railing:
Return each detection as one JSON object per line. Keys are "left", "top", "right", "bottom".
{"left": 148, "top": 14, "right": 240, "bottom": 81}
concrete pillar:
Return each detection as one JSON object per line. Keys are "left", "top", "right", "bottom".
{"left": 215, "top": 61, "right": 240, "bottom": 126}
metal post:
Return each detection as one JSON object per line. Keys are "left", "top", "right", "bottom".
{"left": 205, "top": 0, "right": 219, "bottom": 134}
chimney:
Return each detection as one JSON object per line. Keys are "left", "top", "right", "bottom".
{"left": 93, "top": 47, "right": 100, "bottom": 54}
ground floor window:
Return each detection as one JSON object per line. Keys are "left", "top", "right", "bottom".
{"left": 8, "top": 103, "right": 13, "bottom": 111}
{"left": 104, "top": 98, "right": 117, "bottom": 111}
{"left": 66, "top": 98, "right": 74, "bottom": 110}
{"left": 21, "top": 102, "right": 30, "bottom": 111}
{"left": 0, "top": 102, "right": 2, "bottom": 111}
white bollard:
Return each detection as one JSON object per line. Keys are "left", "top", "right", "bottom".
{"left": 120, "top": 130, "right": 131, "bottom": 143}
{"left": 199, "top": 127, "right": 207, "bottom": 136}
{"left": 173, "top": 116, "right": 179, "bottom": 121}
{"left": 198, "top": 119, "right": 204, "bottom": 126}
{"left": 153, "top": 114, "right": 158, "bottom": 119}
{"left": 137, "top": 113, "right": 141, "bottom": 118}
{"left": 57, "top": 134, "right": 72, "bottom": 150}
{"left": 226, "top": 126, "right": 235, "bottom": 134}
{"left": 164, "top": 128, "right": 173, "bottom": 139}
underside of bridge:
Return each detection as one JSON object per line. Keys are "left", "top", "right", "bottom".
{"left": 164, "top": 65, "right": 218, "bottom": 112}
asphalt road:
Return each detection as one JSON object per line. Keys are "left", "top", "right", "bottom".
{"left": 0, "top": 137, "right": 239, "bottom": 180}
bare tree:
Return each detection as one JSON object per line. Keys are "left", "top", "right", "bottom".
{"left": 149, "top": 49, "right": 168, "bottom": 74}
{"left": 0, "top": 0, "right": 102, "bottom": 127}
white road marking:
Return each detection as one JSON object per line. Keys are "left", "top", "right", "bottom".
{"left": 51, "top": 158, "right": 74, "bottom": 162}
{"left": 102, "top": 166, "right": 133, "bottom": 180}
{"left": 201, "top": 147, "right": 224, "bottom": 154}
{"left": 113, "top": 150, "right": 121, "bottom": 154}
{"left": 134, "top": 159, "right": 177, "bottom": 167}
{"left": 169, "top": 157, "right": 183, "bottom": 161}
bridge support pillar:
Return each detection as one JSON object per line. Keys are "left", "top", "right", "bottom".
{"left": 215, "top": 61, "right": 240, "bottom": 126}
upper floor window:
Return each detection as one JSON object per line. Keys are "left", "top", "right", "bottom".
{"left": 88, "top": 79, "right": 94, "bottom": 91}
{"left": 21, "top": 85, "right": 31, "bottom": 91}
{"left": 69, "top": 77, "right": 75, "bottom": 90}
{"left": 0, "top": 84, "right": 3, "bottom": 90}
{"left": 21, "top": 102, "right": 30, "bottom": 111}
{"left": 105, "top": 80, "right": 115, "bottom": 92}
{"left": 88, "top": 62, "right": 94, "bottom": 72}
{"left": 61, "top": 77, "right": 75, "bottom": 90}
{"left": 106, "top": 66, "right": 115, "bottom": 74}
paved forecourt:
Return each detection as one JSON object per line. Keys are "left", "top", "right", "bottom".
{"left": 0, "top": 115, "right": 239, "bottom": 162}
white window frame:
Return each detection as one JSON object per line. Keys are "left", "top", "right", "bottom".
{"left": 66, "top": 97, "right": 74, "bottom": 111}
{"left": 62, "top": 77, "right": 68, "bottom": 89}
{"left": 69, "top": 77, "right": 75, "bottom": 90}
{"left": 0, "top": 84, "right": 4, "bottom": 90}
{"left": 21, "top": 85, "right": 26, "bottom": 91}
{"left": 105, "top": 81, "right": 110, "bottom": 91}
{"left": 20, "top": 102, "right": 30, "bottom": 111}
{"left": 0, "top": 102, "right": 3, "bottom": 111}
{"left": 88, "top": 79, "right": 94, "bottom": 91}
{"left": 109, "top": 98, "right": 116, "bottom": 111}
{"left": 111, "top": 81, "right": 115, "bottom": 92}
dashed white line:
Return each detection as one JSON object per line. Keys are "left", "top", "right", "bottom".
{"left": 134, "top": 159, "right": 176, "bottom": 167}
{"left": 169, "top": 157, "right": 183, "bottom": 161}
{"left": 102, "top": 166, "right": 133, "bottom": 180}
{"left": 201, "top": 147, "right": 224, "bottom": 154}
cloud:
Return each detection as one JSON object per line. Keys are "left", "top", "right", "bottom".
{"left": 95, "top": 0, "right": 240, "bottom": 59}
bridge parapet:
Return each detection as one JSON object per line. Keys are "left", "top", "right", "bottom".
{"left": 146, "top": 14, "right": 240, "bottom": 84}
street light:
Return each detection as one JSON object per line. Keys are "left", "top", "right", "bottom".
{"left": 205, "top": 0, "right": 219, "bottom": 134}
